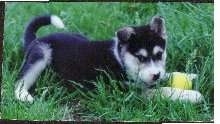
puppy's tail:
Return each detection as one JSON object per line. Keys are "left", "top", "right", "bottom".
{"left": 24, "top": 15, "right": 65, "bottom": 48}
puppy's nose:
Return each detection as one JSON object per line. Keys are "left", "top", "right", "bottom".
{"left": 152, "top": 73, "right": 160, "bottom": 81}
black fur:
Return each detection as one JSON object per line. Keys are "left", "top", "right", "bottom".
{"left": 24, "top": 15, "right": 51, "bottom": 50}
{"left": 38, "top": 33, "right": 126, "bottom": 88}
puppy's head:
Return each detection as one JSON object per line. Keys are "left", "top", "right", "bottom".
{"left": 116, "top": 16, "right": 167, "bottom": 87}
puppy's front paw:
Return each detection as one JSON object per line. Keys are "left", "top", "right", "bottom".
{"left": 15, "top": 89, "right": 34, "bottom": 103}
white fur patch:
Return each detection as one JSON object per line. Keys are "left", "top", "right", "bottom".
{"left": 136, "top": 49, "right": 148, "bottom": 57}
{"left": 15, "top": 44, "right": 52, "bottom": 103}
{"left": 51, "top": 15, "right": 65, "bottom": 29}
{"left": 153, "top": 46, "right": 163, "bottom": 55}
{"left": 112, "top": 37, "right": 123, "bottom": 66}
{"left": 123, "top": 51, "right": 140, "bottom": 82}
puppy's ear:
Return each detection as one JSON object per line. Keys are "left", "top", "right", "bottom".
{"left": 116, "top": 27, "right": 135, "bottom": 43}
{"left": 149, "top": 16, "right": 167, "bottom": 39}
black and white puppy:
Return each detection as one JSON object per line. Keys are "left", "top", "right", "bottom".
{"left": 15, "top": 15, "right": 167, "bottom": 103}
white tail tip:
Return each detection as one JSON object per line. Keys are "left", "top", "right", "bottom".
{"left": 51, "top": 15, "right": 65, "bottom": 29}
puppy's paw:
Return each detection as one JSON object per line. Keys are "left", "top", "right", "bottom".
{"left": 15, "top": 89, "right": 34, "bottom": 103}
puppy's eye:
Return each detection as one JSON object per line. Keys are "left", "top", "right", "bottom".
{"left": 135, "top": 55, "right": 147, "bottom": 62}
{"left": 154, "top": 52, "right": 162, "bottom": 60}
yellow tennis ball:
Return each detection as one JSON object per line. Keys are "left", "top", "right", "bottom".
{"left": 168, "top": 72, "right": 192, "bottom": 90}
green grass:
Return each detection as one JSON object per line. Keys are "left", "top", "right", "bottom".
{"left": 2, "top": 2, "right": 213, "bottom": 121}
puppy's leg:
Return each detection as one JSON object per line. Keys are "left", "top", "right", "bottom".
{"left": 15, "top": 43, "right": 52, "bottom": 103}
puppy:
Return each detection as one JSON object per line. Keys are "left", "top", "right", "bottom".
{"left": 15, "top": 15, "right": 167, "bottom": 103}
